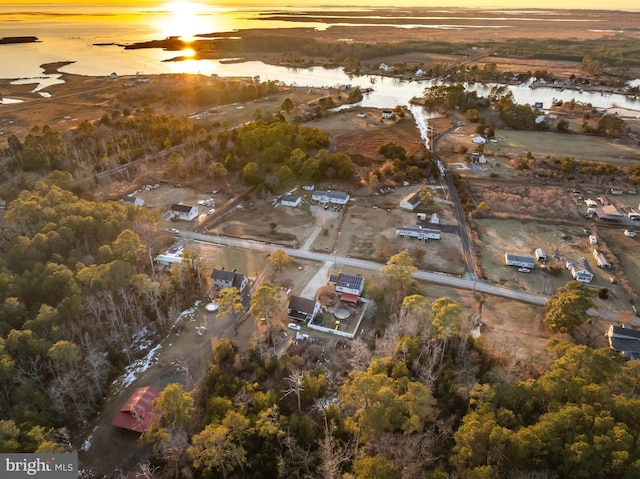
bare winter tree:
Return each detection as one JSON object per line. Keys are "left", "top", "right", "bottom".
{"left": 135, "top": 461, "right": 160, "bottom": 479}
{"left": 282, "top": 370, "right": 305, "bottom": 411}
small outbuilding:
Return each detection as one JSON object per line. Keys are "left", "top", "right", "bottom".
{"left": 535, "top": 248, "right": 547, "bottom": 263}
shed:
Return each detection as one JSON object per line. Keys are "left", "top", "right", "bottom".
{"left": 535, "top": 248, "right": 547, "bottom": 263}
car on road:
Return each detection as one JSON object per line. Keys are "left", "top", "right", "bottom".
{"left": 287, "top": 323, "right": 301, "bottom": 331}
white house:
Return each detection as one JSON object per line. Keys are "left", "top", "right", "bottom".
{"left": 329, "top": 273, "right": 365, "bottom": 303}
{"left": 155, "top": 244, "right": 184, "bottom": 267}
{"left": 399, "top": 191, "right": 422, "bottom": 211}
{"left": 281, "top": 195, "right": 301, "bottom": 207}
{"left": 504, "top": 253, "right": 535, "bottom": 269}
{"left": 122, "top": 194, "right": 144, "bottom": 207}
{"left": 395, "top": 226, "right": 441, "bottom": 241}
{"left": 169, "top": 204, "right": 198, "bottom": 221}
{"left": 312, "top": 190, "right": 350, "bottom": 205}
{"left": 566, "top": 258, "right": 594, "bottom": 283}
{"left": 210, "top": 268, "right": 249, "bottom": 293}
{"left": 287, "top": 296, "right": 321, "bottom": 323}
{"left": 592, "top": 249, "right": 611, "bottom": 268}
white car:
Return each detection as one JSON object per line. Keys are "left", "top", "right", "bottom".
{"left": 624, "top": 229, "right": 636, "bottom": 237}
{"left": 287, "top": 323, "right": 301, "bottom": 331}
{"left": 518, "top": 267, "right": 531, "bottom": 273}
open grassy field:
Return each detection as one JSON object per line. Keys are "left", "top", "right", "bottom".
{"left": 489, "top": 129, "right": 640, "bottom": 165}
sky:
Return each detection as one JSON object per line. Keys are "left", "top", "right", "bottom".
{"left": 3, "top": 0, "right": 639, "bottom": 10}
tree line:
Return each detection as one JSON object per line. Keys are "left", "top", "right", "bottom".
{"left": 0, "top": 172, "right": 204, "bottom": 453}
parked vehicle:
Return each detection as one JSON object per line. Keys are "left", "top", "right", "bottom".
{"left": 518, "top": 267, "right": 531, "bottom": 273}
{"left": 287, "top": 323, "right": 301, "bottom": 331}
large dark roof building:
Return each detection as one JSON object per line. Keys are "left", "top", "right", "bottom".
{"left": 606, "top": 325, "right": 640, "bottom": 360}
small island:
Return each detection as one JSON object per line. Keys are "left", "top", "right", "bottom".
{"left": 0, "top": 36, "right": 38, "bottom": 44}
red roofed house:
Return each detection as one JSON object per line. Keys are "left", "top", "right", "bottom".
{"left": 112, "top": 386, "right": 161, "bottom": 433}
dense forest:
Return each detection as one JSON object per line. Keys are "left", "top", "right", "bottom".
{"left": 0, "top": 172, "right": 206, "bottom": 453}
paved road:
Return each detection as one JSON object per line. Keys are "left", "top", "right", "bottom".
{"left": 431, "top": 123, "right": 478, "bottom": 280}
{"left": 178, "top": 230, "right": 549, "bottom": 306}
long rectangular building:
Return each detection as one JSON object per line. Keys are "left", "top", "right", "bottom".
{"left": 395, "top": 226, "right": 441, "bottom": 241}
{"left": 504, "top": 252, "right": 535, "bottom": 268}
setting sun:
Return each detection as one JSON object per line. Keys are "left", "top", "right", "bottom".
{"left": 160, "top": 1, "right": 210, "bottom": 41}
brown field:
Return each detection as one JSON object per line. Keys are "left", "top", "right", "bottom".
{"left": 473, "top": 218, "right": 633, "bottom": 309}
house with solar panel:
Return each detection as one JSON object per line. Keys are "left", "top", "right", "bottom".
{"left": 329, "top": 273, "right": 365, "bottom": 303}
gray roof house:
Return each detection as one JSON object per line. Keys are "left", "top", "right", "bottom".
{"left": 395, "top": 226, "right": 441, "bottom": 241}
{"left": 606, "top": 325, "right": 640, "bottom": 360}
{"left": 504, "top": 253, "right": 535, "bottom": 269}
{"left": 287, "top": 296, "right": 321, "bottom": 323}
{"left": 281, "top": 195, "right": 301, "bottom": 207}
{"left": 211, "top": 268, "right": 248, "bottom": 293}
{"left": 565, "top": 258, "right": 594, "bottom": 283}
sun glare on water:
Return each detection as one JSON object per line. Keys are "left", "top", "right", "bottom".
{"left": 160, "top": 1, "right": 211, "bottom": 42}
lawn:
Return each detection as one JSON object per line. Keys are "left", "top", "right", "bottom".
{"left": 489, "top": 130, "right": 640, "bottom": 165}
